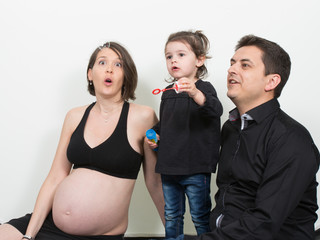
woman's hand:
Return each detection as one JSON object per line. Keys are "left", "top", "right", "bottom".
{"left": 146, "top": 134, "right": 160, "bottom": 150}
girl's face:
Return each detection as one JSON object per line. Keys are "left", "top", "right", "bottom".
{"left": 165, "top": 41, "right": 204, "bottom": 81}
{"left": 88, "top": 48, "right": 124, "bottom": 100}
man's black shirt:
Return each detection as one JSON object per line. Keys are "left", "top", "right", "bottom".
{"left": 199, "top": 99, "right": 320, "bottom": 240}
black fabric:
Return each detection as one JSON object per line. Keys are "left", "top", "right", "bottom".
{"left": 67, "top": 101, "right": 143, "bottom": 179}
{"left": 153, "top": 80, "right": 222, "bottom": 175}
{"left": 7, "top": 212, "right": 124, "bottom": 240}
{"left": 315, "top": 228, "right": 320, "bottom": 240}
{"left": 198, "top": 99, "right": 320, "bottom": 240}
{"left": 124, "top": 236, "right": 196, "bottom": 240}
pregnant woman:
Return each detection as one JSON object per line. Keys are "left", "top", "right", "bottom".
{"left": 0, "top": 41, "right": 164, "bottom": 240}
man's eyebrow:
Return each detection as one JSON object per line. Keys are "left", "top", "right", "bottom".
{"left": 230, "top": 58, "right": 254, "bottom": 64}
{"left": 240, "top": 58, "right": 252, "bottom": 63}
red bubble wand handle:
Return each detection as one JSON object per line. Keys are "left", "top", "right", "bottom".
{"left": 152, "top": 84, "right": 179, "bottom": 95}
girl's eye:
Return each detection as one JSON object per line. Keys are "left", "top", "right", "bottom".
{"left": 179, "top": 53, "right": 185, "bottom": 57}
{"left": 166, "top": 55, "right": 172, "bottom": 60}
{"left": 98, "top": 60, "right": 106, "bottom": 65}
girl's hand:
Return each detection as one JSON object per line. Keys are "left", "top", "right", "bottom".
{"left": 176, "top": 77, "right": 199, "bottom": 97}
{"left": 177, "top": 77, "right": 206, "bottom": 105}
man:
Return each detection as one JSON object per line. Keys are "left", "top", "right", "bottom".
{"left": 198, "top": 35, "right": 320, "bottom": 239}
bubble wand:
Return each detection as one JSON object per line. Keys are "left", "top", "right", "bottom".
{"left": 152, "top": 84, "right": 179, "bottom": 95}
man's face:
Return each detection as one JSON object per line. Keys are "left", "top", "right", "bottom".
{"left": 227, "top": 46, "right": 271, "bottom": 110}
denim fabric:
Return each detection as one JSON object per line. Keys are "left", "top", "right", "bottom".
{"left": 161, "top": 174, "right": 212, "bottom": 240}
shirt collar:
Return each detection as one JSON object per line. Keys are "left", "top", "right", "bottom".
{"left": 229, "top": 98, "right": 280, "bottom": 124}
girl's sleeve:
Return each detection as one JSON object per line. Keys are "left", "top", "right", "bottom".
{"left": 198, "top": 81, "right": 223, "bottom": 118}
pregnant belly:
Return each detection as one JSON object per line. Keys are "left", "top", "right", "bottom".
{"left": 52, "top": 168, "right": 135, "bottom": 235}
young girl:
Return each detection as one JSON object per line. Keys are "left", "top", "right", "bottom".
{"left": 148, "top": 30, "right": 223, "bottom": 240}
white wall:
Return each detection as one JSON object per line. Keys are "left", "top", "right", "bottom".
{"left": 0, "top": 0, "right": 319, "bottom": 236}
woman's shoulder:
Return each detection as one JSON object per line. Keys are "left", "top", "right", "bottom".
{"left": 129, "top": 102, "right": 155, "bottom": 115}
{"left": 67, "top": 104, "right": 91, "bottom": 117}
{"left": 64, "top": 103, "right": 92, "bottom": 127}
{"left": 128, "top": 102, "right": 157, "bottom": 126}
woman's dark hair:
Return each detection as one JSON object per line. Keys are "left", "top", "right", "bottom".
{"left": 86, "top": 41, "right": 137, "bottom": 101}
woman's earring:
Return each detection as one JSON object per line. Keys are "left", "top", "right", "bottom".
{"left": 89, "top": 81, "right": 93, "bottom": 85}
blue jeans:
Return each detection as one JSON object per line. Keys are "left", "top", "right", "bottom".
{"left": 161, "top": 174, "right": 212, "bottom": 240}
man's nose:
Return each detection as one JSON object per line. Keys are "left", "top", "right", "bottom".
{"left": 228, "top": 64, "right": 237, "bottom": 75}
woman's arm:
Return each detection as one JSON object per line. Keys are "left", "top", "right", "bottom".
{"left": 137, "top": 105, "right": 165, "bottom": 225}
{"left": 143, "top": 137, "right": 165, "bottom": 225}
{"left": 24, "top": 108, "right": 82, "bottom": 238}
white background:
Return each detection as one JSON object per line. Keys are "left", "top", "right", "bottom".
{"left": 0, "top": 0, "right": 319, "bottom": 236}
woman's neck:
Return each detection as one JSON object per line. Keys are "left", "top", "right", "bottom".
{"left": 95, "top": 95, "right": 124, "bottom": 113}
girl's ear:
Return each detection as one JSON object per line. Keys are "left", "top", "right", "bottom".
{"left": 196, "top": 55, "right": 206, "bottom": 68}
{"left": 265, "top": 74, "right": 281, "bottom": 92}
